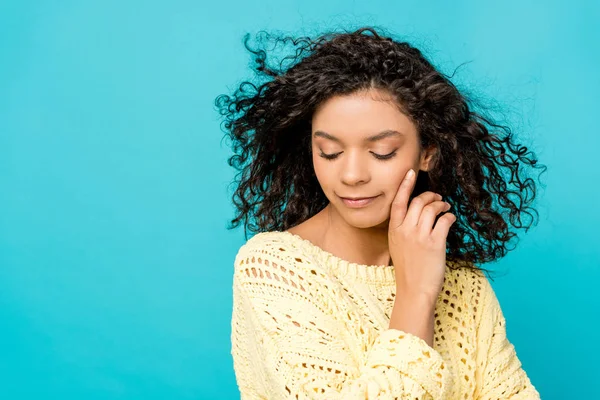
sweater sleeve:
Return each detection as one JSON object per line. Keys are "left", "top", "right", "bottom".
{"left": 231, "top": 249, "right": 454, "bottom": 399}
{"left": 476, "top": 276, "right": 541, "bottom": 399}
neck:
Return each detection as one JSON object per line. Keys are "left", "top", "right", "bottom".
{"left": 315, "top": 203, "right": 391, "bottom": 266}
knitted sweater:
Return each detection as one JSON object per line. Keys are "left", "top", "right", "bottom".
{"left": 230, "top": 231, "right": 540, "bottom": 399}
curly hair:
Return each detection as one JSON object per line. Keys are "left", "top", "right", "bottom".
{"left": 215, "top": 26, "right": 547, "bottom": 270}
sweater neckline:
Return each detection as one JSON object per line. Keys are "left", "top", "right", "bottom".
{"left": 263, "top": 230, "right": 397, "bottom": 283}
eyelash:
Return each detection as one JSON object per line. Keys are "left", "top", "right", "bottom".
{"left": 319, "top": 151, "right": 397, "bottom": 161}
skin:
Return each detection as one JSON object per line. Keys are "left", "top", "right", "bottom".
{"left": 288, "top": 87, "right": 457, "bottom": 346}
{"left": 289, "top": 87, "right": 437, "bottom": 268}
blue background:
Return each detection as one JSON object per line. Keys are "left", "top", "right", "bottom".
{"left": 1, "top": 0, "right": 598, "bottom": 398}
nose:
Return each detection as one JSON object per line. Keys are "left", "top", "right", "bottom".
{"left": 340, "top": 151, "right": 370, "bottom": 186}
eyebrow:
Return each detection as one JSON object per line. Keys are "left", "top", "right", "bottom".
{"left": 313, "top": 129, "right": 403, "bottom": 142}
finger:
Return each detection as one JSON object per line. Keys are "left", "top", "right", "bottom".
{"left": 431, "top": 212, "right": 457, "bottom": 243}
{"left": 389, "top": 169, "right": 417, "bottom": 228}
{"left": 417, "top": 201, "right": 451, "bottom": 235}
{"left": 403, "top": 191, "right": 443, "bottom": 227}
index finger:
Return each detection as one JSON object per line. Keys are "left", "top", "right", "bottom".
{"left": 389, "top": 169, "right": 416, "bottom": 228}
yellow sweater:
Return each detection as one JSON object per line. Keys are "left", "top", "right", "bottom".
{"left": 231, "top": 231, "right": 540, "bottom": 399}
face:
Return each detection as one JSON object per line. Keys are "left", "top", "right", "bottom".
{"left": 311, "top": 88, "right": 436, "bottom": 229}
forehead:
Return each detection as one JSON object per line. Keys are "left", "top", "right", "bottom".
{"left": 311, "top": 90, "right": 417, "bottom": 140}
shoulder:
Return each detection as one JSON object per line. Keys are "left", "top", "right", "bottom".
{"left": 231, "top": 232, "right": 337, "bottom": 326}
{"left": 441, "top": 260, "right": 501, "bottom": 328}
{"left": 444, "top": 259, "right": 490, "bottom": 292}
{"left": 441, "top": 261, "right": 494, "bottom": 312}
{"left": 234, "top": 231, "right": 306, "bottom": 265}
{"left": 233, "top": 231, "right": 323, "bottom": 285}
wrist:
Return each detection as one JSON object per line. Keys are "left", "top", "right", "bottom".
{"left": 389, "top": 295, "right": 436, "bottom": 346}
{"left": 395, "top": 292, "right": 437, "bottom": 311}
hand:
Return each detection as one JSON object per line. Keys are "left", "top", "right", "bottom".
{"left": 388, "top": 169, "right": 457, "bottom": 300}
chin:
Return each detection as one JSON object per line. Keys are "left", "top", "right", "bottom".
{"left": 337, "top": 207, "right": 390, "bottom": 230}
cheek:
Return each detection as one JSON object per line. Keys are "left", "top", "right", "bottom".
{"left": 312, "top": 156, "right": 332, "bottom": 188}
{"left": 382, "top": 179, "right": 404, "bottom": 205}
{"left": 376, "top": 162, "right": 408, "bottom": 185}
{"left": 376, "top": 165, "right": 413, "bottom": 200}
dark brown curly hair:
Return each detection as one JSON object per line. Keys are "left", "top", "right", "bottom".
{"left": 215, "top": 26, "right": 547, "bottom": 270}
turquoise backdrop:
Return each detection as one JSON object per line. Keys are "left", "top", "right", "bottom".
{"left": 1, "top": 0, "right": 598, "bottom": 398}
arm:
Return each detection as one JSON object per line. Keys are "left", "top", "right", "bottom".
{"left": 231, "top": 249, "right": 455, "bottom": 399}
{"left": 475, "top": 276, "right": 541, "bottom": 399}
{"left": 389, "top": 294, "right": 436, "bottom": 347}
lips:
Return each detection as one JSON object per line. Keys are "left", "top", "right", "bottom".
{"left": 339, "top": 196, "right": 377, "bottom": 200}
{"left": 338, "top": 194, "right": 379, "bottom": 208}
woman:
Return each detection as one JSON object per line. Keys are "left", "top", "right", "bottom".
{"left": 216, "top": 27, "right": 545, "bottom": 399}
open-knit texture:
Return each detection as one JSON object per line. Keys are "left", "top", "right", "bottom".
{"left": 231, "top": 231, "right": 540, "bottom": 399}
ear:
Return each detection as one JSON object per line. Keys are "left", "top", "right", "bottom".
{"left": 419, "top": 145, "right": 437, "bottom": 172}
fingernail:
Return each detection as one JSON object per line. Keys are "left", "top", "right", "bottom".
{"left": 407, "top": 169, "right": 415, "bottom": 179}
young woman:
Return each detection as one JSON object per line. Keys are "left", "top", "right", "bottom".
{"left": 217, "top": 27, "right": 546, "bottom": 399}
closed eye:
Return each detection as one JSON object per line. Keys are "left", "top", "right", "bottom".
{"left": 318, "top": 151, "right": 397, "bottom": 160}
{"left": 319, "top": 151, "right": 342, "bottom": 160}
{"left": 372, "top": 151, "right": 397, "bottom": 160}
